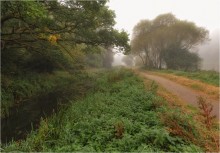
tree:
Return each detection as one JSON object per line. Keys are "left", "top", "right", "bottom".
{"left": 1, "top": 0, "right": 130, "bottom": 73}
{"left": 164, "top": 45, "right": 201, "bottom": 71}
{"left": 131, "top": 20, "right": 152, "bottom": 67}
{"left": 131, "top": 13, "right": 208, "bottom": 70}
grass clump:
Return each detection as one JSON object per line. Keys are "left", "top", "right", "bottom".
{"left": 3, "top": 68, "right": 216, "bottom": 152}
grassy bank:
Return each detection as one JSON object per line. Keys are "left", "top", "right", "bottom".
{"left": 1, "top": 71, "right": 91, "bottom": 118}
{"left": 2, "top": 69, "right": 219, "bottom": 152}
{"left": 156, "top": 70, "right": 219, "bottom": 86}
{"left": 1, "top": 70, "right": 97, "bottom": 143}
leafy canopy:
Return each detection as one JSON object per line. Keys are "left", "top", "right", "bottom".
{"left": 1, "top": 0, "right": 130, "bottom": 73}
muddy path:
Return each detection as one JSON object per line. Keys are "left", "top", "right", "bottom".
{"left": 140, "top": 72, "right": 219, "bottom": 120}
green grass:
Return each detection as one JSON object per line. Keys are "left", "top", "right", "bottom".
{"left": 1, "top": 71, "right": 93, "bottom": 118}
{"left": 2, "top": 68, "right": 206, "bottom": 152}
{"left": 156, "top": 69, "right": 219, "bottom": 86}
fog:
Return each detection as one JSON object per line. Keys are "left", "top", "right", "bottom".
{"left": 112, "top": 53, "right": 125, "bottom": 66}
{"left": 109, "top": 0, "right": 220, "bottom": 71}
{"left": 198, "top": 30, "right": 219, "bottom": 71}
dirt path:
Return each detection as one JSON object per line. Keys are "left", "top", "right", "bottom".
{"left": 140, "top": 72, "right": 219, "bottom": 120}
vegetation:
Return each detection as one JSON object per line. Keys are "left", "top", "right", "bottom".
{"left": 1, "top": 1, "right": 218, "bottom": 152}
{"left": 1, "top": 71, "right": 93, "bottom": 118}
{"left": 1, "top": 0, "right": 130, "bottom": 75}
{"left": 197, "top": 96, "right": 216, "bottom": 130}
{"left": 1, "top": 70, "right": 98, "bottom": 143}
{"left": 1, "top": 71, "right": 75, "bottom": 118}
{"left": 2, "top": 69, "right": 219, "bottom": 152}
{"left": 1, "top": 0, "right": 130, "bottom": 117}
{"left": 155, "top": 69, "right": 219, "bottom": 86}
{"left": 131, "top": 13, "right": 208, "bottom": 70}
{"left": 1, "top": 0, "right": 130, "bottom": 145}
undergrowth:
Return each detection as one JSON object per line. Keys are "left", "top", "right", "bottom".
{"left": 2, "top": 68, "right": 218, "bottom": 152}
{"left": 1, "top": 71, "right": 90, "bottom": 118}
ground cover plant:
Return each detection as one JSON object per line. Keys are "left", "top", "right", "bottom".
{"left": 2, "top": 68, "right": 218, "bottom": 152}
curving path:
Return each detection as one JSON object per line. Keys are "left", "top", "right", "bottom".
{"left": 140, "top": 72, "right": 219, "bottom": 120}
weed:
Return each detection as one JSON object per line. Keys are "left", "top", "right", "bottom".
{"left": 197, "top": 96, "right": 216, "bottom": 129}
{"left": 160, "top": 107, "right": 197, "bottom": 143}
{"left": 159, "top": 96, "right": 219, "bottom": 152}
{"left": 114, "top": 121, "right": 124, "bottom": 139}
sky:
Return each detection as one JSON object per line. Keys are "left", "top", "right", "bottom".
{"left": 107, "top": 0, "right": 220, "bottom": 38}
{"left": 108, "top": 0, "right": 220, "bottom": 67}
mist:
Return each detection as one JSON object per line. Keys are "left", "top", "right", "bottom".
{"left": 112, "top": 53, "right": 125, "bottom": 66}
{"left": 198, "top": 30, "right": 219, "bottom": 71}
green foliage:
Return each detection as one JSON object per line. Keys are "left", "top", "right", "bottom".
{"left": 131, "top": 13, "right": 208, "bottom": 70}
{"left": 164, "top": 46, "right": 201, "bottom": 71}
{"left": 85, "top": 53, "right": 103, "bottom": 68}
{"left": 1, "top": 2, "right": 130, "bottom": 120}
{"left": 1, "top": 0, "right": 130, "bottom": 75}
{"left": 1, "top": 71, "right": 82, "bottom": 117}
{"left": 3, "top": 69, "right": 203, "bottom": 152}
{"left": 158, "top": 69, "right": 219, "bottom": 86}
{"left": 1, "top": 1, "right": 48, "bottom": 26}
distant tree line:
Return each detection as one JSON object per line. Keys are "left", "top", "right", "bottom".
{"left": 131, "top": 13, "right": 209, "bottom": 71}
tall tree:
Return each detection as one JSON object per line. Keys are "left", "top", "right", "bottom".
{"left": 131, "top": 13, "right": 208, "bottom": 70}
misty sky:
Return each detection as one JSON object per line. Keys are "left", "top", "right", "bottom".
{"left": 108, "top": 0, "right": 220, "bottom": 68}
{"left": 108, "top": 0, "right": 220, "bottom": 37}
